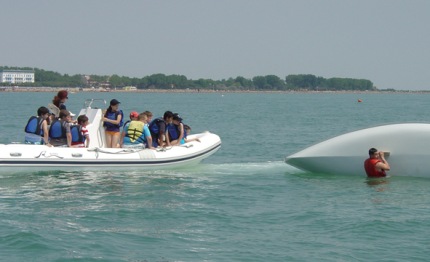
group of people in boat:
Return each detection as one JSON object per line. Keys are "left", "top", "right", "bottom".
{"left": 25, "top": 90, "right": 89, "bottom": 148}
{"left": 102, "top": 98, "right": 198, "bottom": 149}
{"left": 24, "top": 90, "right": 198, "bottom": 149}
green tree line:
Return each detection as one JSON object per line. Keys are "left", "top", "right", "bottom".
{"left": 1, "top": 66, "right": 376, "bottom": 91}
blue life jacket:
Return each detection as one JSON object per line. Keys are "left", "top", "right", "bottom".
{"left": 24, "top": 116, "right": 44, "bottom": 136}
{"left": 49, "top": 119, "right": 67, "bottom": 139}
{"left": 167, "top": 123, "right": 187, "bottom": 141}
{"left": 167, "top": 123, "right": 180, "bottom": 140}
{"left": 70, "top": 125, "right": 85, "bottom": 143}
{"left": 149, "top": 118, "right": 164, "bottom": 135}
{"left": 104, "top": 110, "right": 124, "bottom": 129}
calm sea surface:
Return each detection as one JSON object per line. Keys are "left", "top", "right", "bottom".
{"left": 1, "top": 91, "right": 430, "bottom": 261}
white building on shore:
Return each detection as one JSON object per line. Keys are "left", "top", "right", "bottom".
{"left": 0, "top": 69, "right": 35, "bottom": 84}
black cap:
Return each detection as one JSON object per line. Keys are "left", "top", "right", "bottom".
{"left": 110, "top": 99, "right": 120, "bottom": 106}
{"left": 173, "top": 113, "right": 183, "bottom": 122}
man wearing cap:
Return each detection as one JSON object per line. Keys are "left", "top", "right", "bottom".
{"left": 103, "top": 99, "right": 123, "bottom": 148}
{"left": 364, "top": 148, "right": 390, "bottom": 177}
{"left": 120, "top": 111, "right": 139, "bottom": 147}
{"left": 121, "top": 111, "right": 139, "bottom": 130}
{"left": 130, "top": 111, "right": 139, "bottom": 120}
{"left": 120, "top": 113, "right": 154, "bottom": 149}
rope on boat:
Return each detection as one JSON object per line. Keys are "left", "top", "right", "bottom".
{"left": 87, "top": 147, "right": 146, "bottom": 159}
{"left": 32, "top": 145, "right": 192, "bottom": 159}
{"left": 34, "top": 151, "right": 64, "bottom": 159}
{"left": 88, "top": 147, "right": 143, "bottom": 154}
{"left": 155, "top": 144, "right": 193, "bottom": 152}
{"left": 156, "top": 146, "right": 173, "bottom": 152}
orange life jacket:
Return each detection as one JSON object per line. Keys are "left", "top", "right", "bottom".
{"left": 364, "top": 158, "right": 386, "bottom": 177}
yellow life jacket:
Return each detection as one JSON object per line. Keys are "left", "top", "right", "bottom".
{"left": 127, "top": 121, "right": 144, "bottom": 143}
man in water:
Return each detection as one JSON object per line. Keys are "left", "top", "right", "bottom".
{"left": 364, "top": 148, "right": 390, "bottom": 177}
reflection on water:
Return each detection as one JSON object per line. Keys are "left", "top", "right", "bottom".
{"left": 366, "top": 177, "right": 389, "bottom": 192}
{"left": 365, "top": 177, "right": 391, "bottom": 205}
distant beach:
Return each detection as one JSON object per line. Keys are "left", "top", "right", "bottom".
{"left": 0, "top": 86, "right": 427, "bottom": 94}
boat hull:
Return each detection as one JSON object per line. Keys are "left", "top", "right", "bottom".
{"left": 0, "top": 132, "right": 221, "bottom": 173}
{"left": 3, "top": 100, "right": 221, "bottom": 173}
{"left": 285, "top": 123, "right": 430, "bottom": 177}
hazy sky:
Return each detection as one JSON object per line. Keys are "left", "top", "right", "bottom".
{"left": 1, "top": 0, "right": 429, "bottom": 90}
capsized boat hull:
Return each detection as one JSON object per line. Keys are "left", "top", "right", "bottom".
{"left": 285, "top": 123, "right": 430, "bottom": 177}
{"left": 0, "top": 132, "right": 221, "bottom": 173}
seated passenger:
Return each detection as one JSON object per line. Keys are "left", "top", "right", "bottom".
{"left": 123, "top": 111, "right": 139, "bottom": 128}
{"left": 24, "top": 106, "right": 52, "bottom": 146}
{"left": 143, "top": 111, "right": 153, "bottom": 124}
{"left": 166, "top": 113, "right": 185, "bottom": 146}
{"left": 71, "top": 115, "right": 90, "bottom": 148}
{"left": 183, "top": 124, "right": 200, "bottom": 143}
{"left": 148, "top": 111, "right": 173, "bottom": 147}
{"left": 49, "top": 109, "right": 72, "bottom": 147}
{"left": 120, "top": 111, "right": 139, "bottom": 147}
{"left": 121, "top": 113, "right": 154, "bottom": 149}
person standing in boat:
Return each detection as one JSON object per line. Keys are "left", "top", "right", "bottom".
{"left": 48, "top": 90, "right": 76, "bottom": 119}
{"left": 364, "top": 148, "right": 390, "bottom": 177}
{"left": 103, "top": 99, "right": 123, "bottom": 148}
{"left": 148, "top": 111, "right": 174, "bottom": 148}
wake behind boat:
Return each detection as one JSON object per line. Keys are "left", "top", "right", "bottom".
{"left": 285, "top": 123, "right": 430, "bottom": 178}
{"left": 0, "top": 99, "right": 221, "bottom": 173}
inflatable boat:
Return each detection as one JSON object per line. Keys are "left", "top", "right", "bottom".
{"left": 285, "top": 123, "right": 430, "bottom": 178}
{"left": 0, "top": 99, "right": 221, "bottom": 173}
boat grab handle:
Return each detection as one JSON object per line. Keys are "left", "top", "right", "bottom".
{"left": 83, "top": 99, "right": 106, "bottom": 109}
{"left": 10, "top": 152, "right": 22, "bottom": 157}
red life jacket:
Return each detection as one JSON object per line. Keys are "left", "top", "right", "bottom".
{"left": 364, "top": 158, "right": 386, "bottom": 177}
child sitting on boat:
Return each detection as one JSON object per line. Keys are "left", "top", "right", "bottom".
{"left": 24, "top": 106, "right": 52, "bottom": 146}
{"left": 183, "top": 125, "right": 200, "bottom": 143}
{"left": 71, "top": 115, "right": 90, "bottom": 148}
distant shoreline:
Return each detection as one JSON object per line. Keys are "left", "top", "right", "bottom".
{"left": 0, "top": 87, "right": 428, "bottom": 94}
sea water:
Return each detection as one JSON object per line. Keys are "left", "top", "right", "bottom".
{"left": 1, "top": 91, "right": 430, "bottom": 261}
